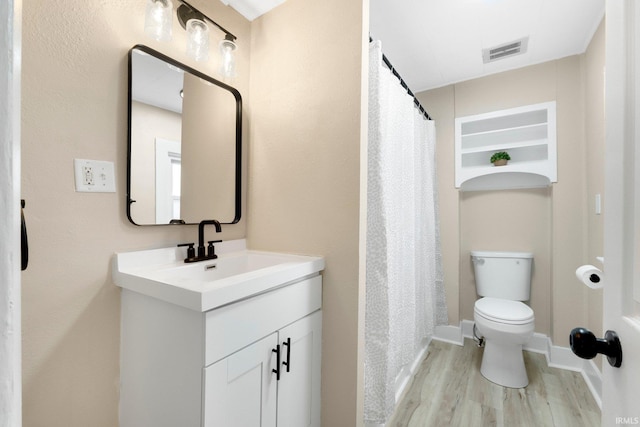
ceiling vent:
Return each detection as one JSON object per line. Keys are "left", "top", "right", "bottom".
{"left": 482, "top": 37, "right": 529, "bottom": 64}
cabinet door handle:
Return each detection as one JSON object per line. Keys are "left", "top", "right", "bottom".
{"left": 282, "top": 337, "right": 291, "bottom": 373}
{"left": 272, "top": 345, "right": 281, "bottom": 380}
{"left": 21, "top": 199, "right": 28, "bottom": 271}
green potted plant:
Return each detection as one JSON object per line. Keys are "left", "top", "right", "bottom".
{"left": 490, "top": 151, "right": 511, "bottom": 166}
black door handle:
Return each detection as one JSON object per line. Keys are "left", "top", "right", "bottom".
{"left": 272, "top": 345, "right": 281, "bottom": 380}
{"left": 570, "top": 327, "right": 622, "bottom": 368}
{"left": 21, "top": 199, "right": 28, "bottom": 271}
{"left": 282, "top": 337, "right": 291, "bottom": 373}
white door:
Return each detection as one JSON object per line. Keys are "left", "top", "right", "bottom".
{"left": 602, "top": 1, "right": 640, "bottom": 425}
{"left": 0, "top": 1, "right": 22, "bottom": 426}
{"left": 277, "top": 312, "right": 322, "bottom": 427}
{"left": 203, "top": 333, "right": 278, "bottom": 427}
{"left": 154, "top": 138, "right": 182, "bottom": 224}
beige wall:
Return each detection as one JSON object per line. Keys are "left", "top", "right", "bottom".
{"left": 552, "top": 54, "right": 589, "bottom": 343}
{"left": 21, "top": 0, "right": 250, "bottom": 425}
{"left": 459, "top": 188, "right": 552, "bottom": 335}
{"left": 130, "top": 101, "right": 182, "bottom": 224}
{"left": 419, "top": 85, "right": 460, "bottom": 324}
{"left": 181, "top": 74, "right": 237, "bottom": 222}
{"left": 584, "top": 20, "right": 606, "bottom": 367}
{"left": 23, "top": 0, "right": 368, "bottom": 424}
{"left": 247, "top": 0, "right": 366, "bottom": 425}
{"left": 417, "top": 20, "right": 606, "bottom": 348}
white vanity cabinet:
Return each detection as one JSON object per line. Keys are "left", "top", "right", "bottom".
{"left": 119, "top": 274, "right": 322, "bottom": 427}
{"left": 204, "top": 311, "right": 322, "bottom": 427}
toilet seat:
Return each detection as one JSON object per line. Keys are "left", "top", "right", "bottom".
{"left": 474, "top": 297, "right": 534, "bottom": 325}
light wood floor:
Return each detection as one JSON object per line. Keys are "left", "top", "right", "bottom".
{"left": 386, "top": 339, "right": 600, "bottom": 427}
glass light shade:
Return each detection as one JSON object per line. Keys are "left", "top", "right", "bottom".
{"left": 144, "top": 0, "right": 173, "bottom": 42}
{"left": 219, "top": 39, "right": 237, "bottom": 79}
{"left": 186, "top": 19, "right": 210, "bottom": 62}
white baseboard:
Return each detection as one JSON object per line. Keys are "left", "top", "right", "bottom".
{"left": 433, "top": 320, "right": 602, "bottom": 409}
{"left": 394, "top": 337, "right": 431, "bottom": 403}
{"left": 364, "top": 338, "right": 432, "bottom": 427}
{"left": 433, "top": 324, "right": 464, "bottom": 345}
{"left": 581, "top": 359, "right": 603, "bottom": 409}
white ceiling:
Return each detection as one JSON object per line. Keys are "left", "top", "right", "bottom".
{"left": 219, "top": 0, "right": 286, "bottom": 21}
{"left": 369, "top": 0, "right": 605, "bottom": 93}
{"left": 131, "top": 49, "right": 185, "bottom": 114}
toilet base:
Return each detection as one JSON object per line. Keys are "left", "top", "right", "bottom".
{"left": 480, "top": 340, "right": 529, "bottom": 388}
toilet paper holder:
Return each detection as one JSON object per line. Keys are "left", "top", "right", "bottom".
{"left": 576, "top": 264, "right": 604, "bottom": 289}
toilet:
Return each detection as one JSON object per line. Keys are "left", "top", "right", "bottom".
{"left": 471, "top": 251, "right": 535, "bottom": 388}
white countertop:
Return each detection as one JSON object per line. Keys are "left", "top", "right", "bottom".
{"left": 113, "top": 239, "right": 325, "bottom": 312}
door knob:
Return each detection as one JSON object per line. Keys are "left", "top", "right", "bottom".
{"left": 569, "top": 327, "right": 622, "bottom": 368}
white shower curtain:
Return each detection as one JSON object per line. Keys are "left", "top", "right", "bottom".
{"left": 365, "top": 41, "right": 448, "bottom": 425}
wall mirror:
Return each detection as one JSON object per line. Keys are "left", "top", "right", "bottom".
{"left": 127, "top": 44, "right": 241, "bottom": 225}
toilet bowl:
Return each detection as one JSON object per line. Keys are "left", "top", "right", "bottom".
{"left": 474, "top": 297, "right": 534, "bottom": 388}
{"left": 471, "top": 251, "right": 535, "bottom": 388}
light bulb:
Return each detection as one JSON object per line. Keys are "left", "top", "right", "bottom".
{"left": 144, "top": 0, "right": 173, "bottom": 42}
{"left": 219, "top": 38, "right": 237, "bottom": 79}
{"left": 186, "top": 19, "right": 210, "bottom": 62}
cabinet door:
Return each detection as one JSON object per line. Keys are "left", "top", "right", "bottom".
{"left": 203, "top": 333, "right": 278, "bottom": 427}
{"left": 277, "top": 311, "right": 322, "bottom": 427}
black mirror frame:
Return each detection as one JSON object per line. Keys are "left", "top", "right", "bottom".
{"left": 126, "top": 44, "right": 242, "bottom": 226}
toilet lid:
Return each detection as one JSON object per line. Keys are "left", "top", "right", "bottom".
{"left": 474, "top": 297, "right": 534, "bottom": 324}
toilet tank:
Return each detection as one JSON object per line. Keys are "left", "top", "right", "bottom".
{"left": 471, "top": 251, "right": 533, "bottom": 301}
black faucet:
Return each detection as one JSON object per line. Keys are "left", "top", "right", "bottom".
{"left": 197, "top": 219, "right": 222, "bottom": 258}
{"left": 180, "top": 220, "right": 222, "bottom": 263}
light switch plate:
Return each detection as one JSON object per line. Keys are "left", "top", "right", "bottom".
{"left": 74, "top": 159, "right": 116, "bottom": 193}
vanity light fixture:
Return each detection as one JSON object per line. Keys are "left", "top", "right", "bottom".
{"left": 185, "top": 18, "right": 210, "bottom": 61}
{"left": 144, "top": 0, "right": 238, "bottom": 74}
{"left": 219, "top": 35, "right": 237, "bottom": 79}
{"left": 144, "top": 0, "right": 174, "bottom": 41}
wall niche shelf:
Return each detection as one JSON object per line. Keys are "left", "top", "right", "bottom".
{"left": 455, "top": 101, "right": 557, "bottom": 191}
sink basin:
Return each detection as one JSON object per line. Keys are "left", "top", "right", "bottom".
{"left": 113, "top": 240, "right": 324, "bottom": 311}
{"left": 147, "top": 251, "right": 311, "bottom": 283}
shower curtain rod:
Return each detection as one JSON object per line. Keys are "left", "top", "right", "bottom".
{"left": 370, "top": 38, "right": 432, "bottom": 121}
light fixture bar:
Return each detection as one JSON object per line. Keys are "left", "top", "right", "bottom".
{"left": 177, "top": 0, "right": 237, "bottom": 42}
